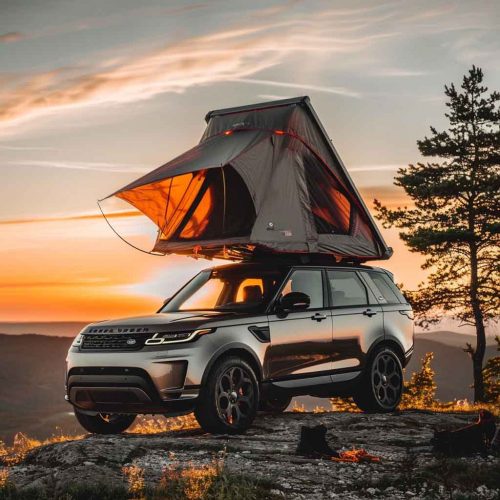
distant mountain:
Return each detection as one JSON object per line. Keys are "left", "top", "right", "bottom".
{"left": 0, "top": 331, "right": 497, "bottom": 443}
{"left": 406, "top": 336, "right": 496, "bottom": 401}
{"left": 415, "top": 330, "right": 497, "bottom": 347}
{"left": 0, "top": 334, "right": 81, "bottom": 443}
{"left": 0, "top": 322, "right": 87, "bottom": 337}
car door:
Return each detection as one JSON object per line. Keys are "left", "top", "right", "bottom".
{"left": 360, "top": 270, "right": 414, "bottom": 355}
{"left": 327, "top": 269, "right": 384, "bottom": 377}
{"left": 265, "top": 268, "right": 334, "bottom": 382}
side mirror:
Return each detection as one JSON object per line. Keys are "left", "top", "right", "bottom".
{"left": 279, "top": 292, "right": 310, "bottom": 311}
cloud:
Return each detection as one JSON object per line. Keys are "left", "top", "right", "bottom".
{"left": 0, "top": 210, "right": 141, "bottom": 225}
{"left": 0, "top": 144, "right": 58, "bottom": 151}
{"left": 358, "top": 185, "right": 411, "bottom": 210}
{"left": 0, "top": 28, "right": 276, "bottom": 126}
{"left": 0, "top": 11, "right": 396, "bottom": 128}
{"left": 348, "top": 164, "right": 403, "bottom": 172}
{"left": 371, "top": 68, "right": 427, "bottom": 77}
{"left": 0, "top": 32, "right": 24, "bottom": 43}
{"left": 258, "top": 94, "right": 293, "bottom": 101}
{"left": 3, "top": 0, "right": 490, "bottom": 130}
{"left": 0, "top": 278, "right": 109, "bottom": 289}
{"left": 8, "top": 159, "right": 150, "bottom": 173}
{"left": 232, "top": 78, "right": 361, "bottom": 98}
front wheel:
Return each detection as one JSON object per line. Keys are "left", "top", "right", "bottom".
{"left": 74, "top": 408, "right": 136, "bottom": 434}
{"left": 195, "top": 356, "right": 259, "bottom": 434}
{"left": 353, "top": 346, "right": 403, "bottom": 412}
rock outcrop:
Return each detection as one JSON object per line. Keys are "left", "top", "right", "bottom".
{"left": 4, "top": 411, "right": 499, "bottom": 499}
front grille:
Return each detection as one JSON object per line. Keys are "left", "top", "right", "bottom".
{"left": 81, "top": 333, "right": 146, "bottom": 350}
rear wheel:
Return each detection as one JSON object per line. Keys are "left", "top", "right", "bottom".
{"left": 74, "top": 408, "right": 136, "bottom": 434}
{"left": 353, "top": 346, "right": 403, "bottom": 412}
{"left": 195, "top": 356, "right": 259, "bottom": 434}
{"left": 259, "top": 394, "right": 292, "bottom": 413}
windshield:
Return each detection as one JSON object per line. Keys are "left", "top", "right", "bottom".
{"left": 160, "top": 267, "right": 287, "bottom": 313}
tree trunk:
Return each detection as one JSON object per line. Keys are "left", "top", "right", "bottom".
{"left": 469, "top": 241, "right": 486, "bottom": 402}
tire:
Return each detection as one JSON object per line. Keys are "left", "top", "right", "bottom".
{"left": 74, "top": 408, "right": 136, "bottom": 434}
{"left": 353, "top": 346, "right": 403, "bottom": 412}
{"left": 259, "top": 394, "right": 292, "bottom": 413}
{"left": 195, "top": 356, "right": 259, "bottom": 434}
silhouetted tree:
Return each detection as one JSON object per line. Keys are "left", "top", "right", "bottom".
{"left": 375, "top": 66, "right": 500, "bottom": 402}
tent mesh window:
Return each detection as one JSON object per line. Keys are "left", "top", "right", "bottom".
{"left": 303, "top": 151, "right": 351, "bottom": 235}
{"left": 168, "top": 165, "right": 256, "bottom": 242}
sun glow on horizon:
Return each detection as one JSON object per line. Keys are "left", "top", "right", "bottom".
{"left": 0, "top": 193, "right": 425, "bottom": 322}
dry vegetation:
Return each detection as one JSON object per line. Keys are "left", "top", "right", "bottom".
{"left": 0, "top": 414, "right": 199, "bottom": 467}
{"left": 130, "top": 414, "right": 199, "bottom": 434}
{"left": 0, "top": 430, "right": 83, "bottom": 466}
{"left": 0, "top": 450, "right": 279, "bottom": 500}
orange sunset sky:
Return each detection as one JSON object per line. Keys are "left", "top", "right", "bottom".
{"left": 1, "top": 0, "right": 499, "bottom": 325}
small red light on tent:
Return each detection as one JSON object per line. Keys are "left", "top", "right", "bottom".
{"left": 274, "top": 130, "right": 285, "bottom": 135}
{"left": 224, "top": 130, "right": 233, "bottom": 135}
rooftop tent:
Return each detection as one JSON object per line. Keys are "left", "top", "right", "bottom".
{"left": 103, "top": 96, "right": 392, "bottom": 262}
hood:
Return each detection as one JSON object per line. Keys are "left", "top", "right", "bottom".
{"left": 82, "top": 311, "right": 235, "bottom": 334}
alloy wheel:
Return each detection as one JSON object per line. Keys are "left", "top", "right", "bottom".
{"left": 215, "top": 366, "right": 255, "bottom": 426}
{"left": 371, "top": 351, "right": 402, "bottom": 409}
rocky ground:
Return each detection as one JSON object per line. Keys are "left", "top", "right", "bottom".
{"left": 3, "top": 411, "right": 499, "bottom": 499}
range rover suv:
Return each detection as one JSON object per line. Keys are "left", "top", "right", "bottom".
{"left": 66, "top": 261, "right": 414, "bottom": 435}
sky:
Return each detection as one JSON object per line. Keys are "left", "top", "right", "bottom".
{"left": 0, "top": 0, "right": 499, "bottom": 325}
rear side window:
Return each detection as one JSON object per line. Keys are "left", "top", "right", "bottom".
{"left": 327, "top": 270, "right": 368, "bottom": 307}
{"left": 364, "top": 272, "right": 407, "bottom": 304}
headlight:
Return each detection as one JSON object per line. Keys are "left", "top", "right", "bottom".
{"left": 72, "top": 333, "right": 83, "bottom": 347}
{"left": 145, "top": 328, "right": 214, "bottom": 346}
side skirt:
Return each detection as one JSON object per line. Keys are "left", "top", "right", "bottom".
{"left": 261, "top": 369, "right": 362, "bottom": 399}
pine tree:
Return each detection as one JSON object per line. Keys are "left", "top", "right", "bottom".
{"left": 403, "top": 352, "right": 437, "bottom": 407}
{"left": 482, "top": 335, "right": 499, "bottom": 404}
{"left": 375, "top": 66, "right": 500, "bottom": 402}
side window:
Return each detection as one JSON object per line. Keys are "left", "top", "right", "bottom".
{"left": 366, "top": 272, "right": 405, "bottom": 304}
{"left": 328, "top": 270, "right": 368, "bottom": 307}
{"left": 281, "top": 269, "right": 324, "bottom": 309}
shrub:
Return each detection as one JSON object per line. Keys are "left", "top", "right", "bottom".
{"left": 402, "top": 352, "right": 437, "bottom": 408}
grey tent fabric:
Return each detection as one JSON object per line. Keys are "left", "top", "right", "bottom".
{"left": 109, "top": 130, "right": 270, "bottom": 197}
{"left": 104, "top": 96, "right": 392, "bottom": 262}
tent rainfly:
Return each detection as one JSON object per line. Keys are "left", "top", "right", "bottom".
{"left": 102, "top": 96, "right": 392, "bottom": 262}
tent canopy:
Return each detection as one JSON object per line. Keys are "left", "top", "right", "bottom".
{"left": 104, "top": 96, "right": 392, "bottom": 262}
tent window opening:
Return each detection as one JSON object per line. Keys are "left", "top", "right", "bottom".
{"left": 116, "top": 171, "right": 206, "bottom": 238}
{"left": 171, "top": 165, "right": 256, "bottom": 242}
{"left": 304, "top": 152, "right": 351, "bottom": 235}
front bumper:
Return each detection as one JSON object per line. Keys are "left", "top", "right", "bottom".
{"left": 65, "top": 336, "right": 215, "bottom": 415}
{"left": 66, "top": 366, "right": 198, "bottom": 415}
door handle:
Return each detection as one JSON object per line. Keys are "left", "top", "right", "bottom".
{"left": 363, "top": 308, "right": 377, "bottom": 317}
{"left": 311, "top": 313, "right": 327, "bottom": 322}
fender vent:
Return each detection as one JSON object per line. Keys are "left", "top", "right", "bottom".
{"left": 248, "top": 325, "right": 270, "bottom": 343}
